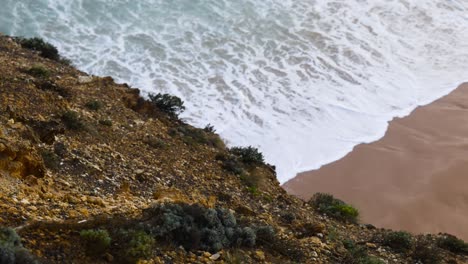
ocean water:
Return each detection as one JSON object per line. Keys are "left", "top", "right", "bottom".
{"left": 1, "top": 0, "right": 467, "bottom": 183}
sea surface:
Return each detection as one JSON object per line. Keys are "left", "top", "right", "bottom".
{"left": 1, "top": 0, "right": 467, "bottom": 183}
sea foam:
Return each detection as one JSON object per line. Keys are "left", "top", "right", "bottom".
{"left": 1, "top": 0, "right": 467, "bottom": 183}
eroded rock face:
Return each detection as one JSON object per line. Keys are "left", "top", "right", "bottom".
{"left": 0, "top": 126, "right": 45, "bottom": 179}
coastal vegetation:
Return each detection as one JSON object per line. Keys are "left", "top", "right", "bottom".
{"left": 309, "top": 193, "right": 359, "bottom": 223}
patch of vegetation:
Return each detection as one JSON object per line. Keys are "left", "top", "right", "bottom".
{"left": 169, "top": 125, "right": 224, "bottom": 149}
{"left": 144, "top": 137, "right": 166, "bottom": 149}
{"left": 412, "top": 237, "right": 442, "bottom": 264}
{"left": 148, "top": 93, "right": 185, "bottom": 117}
{"left": 120, "top": 230, "right": 155, "bottom": 263}
{"left": 204, "top": 124, "right": 216, "bottom": 133}
{"left": 437, "top": 234, "right": 468, "bottom": 255}
{"left": 17, "top": 37, "right": 62, "bottom": 62}
{"left": 99, "top": 119, "right": 113, "bottom": 127}
{"left": 80, "top": 229, "right": 111, "bottom": 256}
{"left": 26, "top": 65, "right": 50, "bottom": 78}
{"left": 34, "top": 80, "right": 70, "bottom": 98}
{"left": 309, "top": 193, "right": 359, "bottom": 223}
{"left": 85, "top": 100, "right": 103, "bottom": 111}
{"left": 341, "top": 239, "right": 385, "bottom": 264}
{"left": 382, "top": 231, "right": 413, "bottom": 253}
{"left": 229, "top": 146, "right": 264, "bottom": 165}
{"left": 61, "top": 111, "right": 84, "bottom": 130}
{"left": 215, "top": 153, "right": 244, "bottom": 175}
{"left": 0, "top": 227, "right": 39, "bottom": 264}
{"left": 142, "top": 203, "right": 260, "bottom": 252}
{"left": 40, "top": 149, "right": 60, "bottom": 171}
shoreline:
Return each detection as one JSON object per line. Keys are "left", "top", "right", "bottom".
{"left": 283, "top": 82, "right": 468, "bottom": 240}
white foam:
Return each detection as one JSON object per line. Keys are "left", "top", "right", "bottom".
{"left": 1, "top": 0, "right": 467, "bottom": 183}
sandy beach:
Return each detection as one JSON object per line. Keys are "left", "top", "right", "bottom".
{"left": 283, "top": 83, "right": 468, "bottom": 240}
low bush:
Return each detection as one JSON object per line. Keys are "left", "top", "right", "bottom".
{"left": 437, "top": 234, "right": 468, "bottom": 254}
{"left": 61, "top": 111, "right": 84, "bottom": 130}
{"left": 204, "top": 124, "right": 216, "bottom": 133}
{"left": 169, "top": 126, "right": 224, "bottom": 149}
{"left": 341, "top": 239, "right": 384, "bottom": 264}
{"left": 309, "top": 193, "right": 359, "bottom": 223}
{"left": 412, "top": 237, "right": 442, "bottom": 264}
{"left": 143, "top": 203, "right": 261, "bottom": 252}
{"left": 0, "top": 227, "right": 39, "bottom": 264}
{"left": 148, "top": 93, "right": 185, "bottom": 117}
{"left": 17, "top": 37, "right": 61, "bottom": 61}
{"left": 99, "top": 119, "right": 113, "bottom": 127}
{"left": 40, "top": 149, "right": 60, "bottom": 171}
{"left": 85, "top": 100, "right": 103, "bottom": 111}
{"left": 26, "top": 65, "right": 50, "bottom": 78}
{"left": 229, "top": 146, "right": 264, "bottom": 165}
{"left": 79, "top": 229, "right": 111, "bottom": 256}
{"left": 215, "top": 153, "right": 244, "bottom": 175}
{"left": 120, "top": 230, "right": 155, "bottom": 262}
{"left": 382, "top": 231, "right": 413, "bottom": 253}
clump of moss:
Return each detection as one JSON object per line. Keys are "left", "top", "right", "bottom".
{"left": 309, "top": 193, "right": 359, "bottom": 223}
{"left": 26, "top": 65, "right": 50, "bottom": 78}
{"left": 148, "top": 93, "right": 185, "bottom": 117}
{"left": 17, "top": 37, "right": 61, "bottom": 61}
{"left": 437, "top": 234, "right": 468, "bottom": 255}
{"left": 85, "top": 100, "right": 103, "bottom": 111}
{"left": 61, "top": 111, "right": 84, "bottom": 130}
{"left": 382, "top": 231, "right": 413, "bottom": 253}
{"left": 80, "top": 229, "right": 111, "bottom": 256}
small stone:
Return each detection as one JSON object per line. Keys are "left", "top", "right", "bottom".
{"left": 311, "top": 251, "right": 318, "bottom": 257}
{"left": 366, "top": 242, "right": 377, "bottom": 249}
{"left": 210, "top": 253, "right": 221, "bottom": 261}
{"left": 203, "top": 252, "right": 211, "bottom": 258}
{"left": 78, "top": 76, "right": 93, "bottom": 84}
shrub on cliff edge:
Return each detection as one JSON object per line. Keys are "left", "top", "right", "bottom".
{"left": 148, "top": 93, "right": 185, "bottom": 117}
{"left": 309, "top": 193, "right": 359, "bottom": 223}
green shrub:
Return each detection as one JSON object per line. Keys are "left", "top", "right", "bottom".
{"left": 99, "top": 119, "right": 113, "bottom": 127}
{"left": 17, "top": 37, "right": 60, "bottom": 61}
{"left": 26, "top": 65, "right": 50, "bottom": 78}
{"left": 0, "top": 227, "right": 39, "bottom": 264}
{"left": 309, "top": 193, "right": 359, "bottom": 223}
{"left": 215, "top": 153, "right": 244, "bottom": 175}
{"left": 61, "top": 111, "right": 84, "bottom": 130}
{"left": 122, "top": 230, "right": 155, "bottom": 262}
{"left": 412, "top": 238, "right": 442, "bottom": 264}
{"left": 437, "top": 234, "right": 468, "bottom": 254}
{"left": 169, "top": 126, "right": 224, "bottom": 149}
{"left": 80, "top": 229, "right": 111, "bottom": 255}
{"left": 342, "top": 239, "right": 384, "bottom": 264}
{"left": 143, "top": 203, "right": 258, "bottom": 252}
{"left": 383, "top": 231, "right": 413, "bottom": 253}
{"left": 148, "top": 93, "right": 185, "bottom": 117}
{"left": 85, "top": 100, "right": 103, "bottom": 111}
{"left": 40, "top": 149, "right": 60, "bottom": 171}
{"left": 204, "top": 124, "right": 216, "bottom": 133}
{"left": 144, "top": 137, "right": 166, "bottom": 149}
{"left": 229, "top": 146, "right": 264, "bottom": 164}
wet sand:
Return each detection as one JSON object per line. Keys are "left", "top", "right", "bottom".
{"left": 283, "top": 83, "right": 468, "bottom": 240}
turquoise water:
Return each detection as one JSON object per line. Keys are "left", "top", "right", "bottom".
{"left": 1, "top": 0, "right": 467, "bottom": 182}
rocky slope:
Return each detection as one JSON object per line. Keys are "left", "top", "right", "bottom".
{"left": 0, "top": 34, "right": 466, "bottom": 264}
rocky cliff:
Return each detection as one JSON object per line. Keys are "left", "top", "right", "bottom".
{"left": 0, "top": 34, "right": 466, "bottom": 264}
